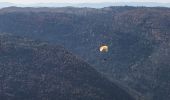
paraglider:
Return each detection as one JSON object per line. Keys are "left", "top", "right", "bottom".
{"left": 99, "top": 45, "right": 108, "bottom": 53}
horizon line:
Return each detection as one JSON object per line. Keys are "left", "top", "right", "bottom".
{"left": 0, "top": 1, "right": 170, "bottom": 5}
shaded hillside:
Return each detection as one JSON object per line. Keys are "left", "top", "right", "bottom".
{"left": 0, "top": 33, "right": 135, "bottom": 100}
{"left": 112, "top": 8, "right": 170, "bottom": 100}
{"left": 0, "top": 7, "right": 170, "bottom": 100}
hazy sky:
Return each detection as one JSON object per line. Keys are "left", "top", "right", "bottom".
{"left": 0, "top": 0, "right": 170, "bottom": 4}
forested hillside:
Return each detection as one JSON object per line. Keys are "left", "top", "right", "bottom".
{"left": 0, "top": 33, "right": 135, "bottom": 100}
{"left": 0, "top": 6, "right": 170, "bottom": 100}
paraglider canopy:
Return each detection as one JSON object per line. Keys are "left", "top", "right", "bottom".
{"left": 100, "top": 45, "right": 108, "bottom": 53}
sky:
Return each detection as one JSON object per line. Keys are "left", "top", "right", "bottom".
{"left": 0, "top": 0, "right": 170, "bottom": 4}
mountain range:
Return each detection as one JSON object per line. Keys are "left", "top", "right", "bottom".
{"left": 0, "top": 6, "right": 170, "bottom": 100}
{"left": 0, "top": 2, "right": 170, "bottom": 8}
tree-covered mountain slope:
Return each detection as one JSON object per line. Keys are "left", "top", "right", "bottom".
{"left": 0, "top": 6, "right": 169, "bottom": 100}
{"left": 0, "top": 33, "right": 135, "bottom": 100}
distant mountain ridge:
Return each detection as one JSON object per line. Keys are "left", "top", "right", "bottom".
{"left": 0, "top": 2, "right": 15, "bottom": 8}
{"left": 0, "top": 2, "right": 170, "bottom": 8}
